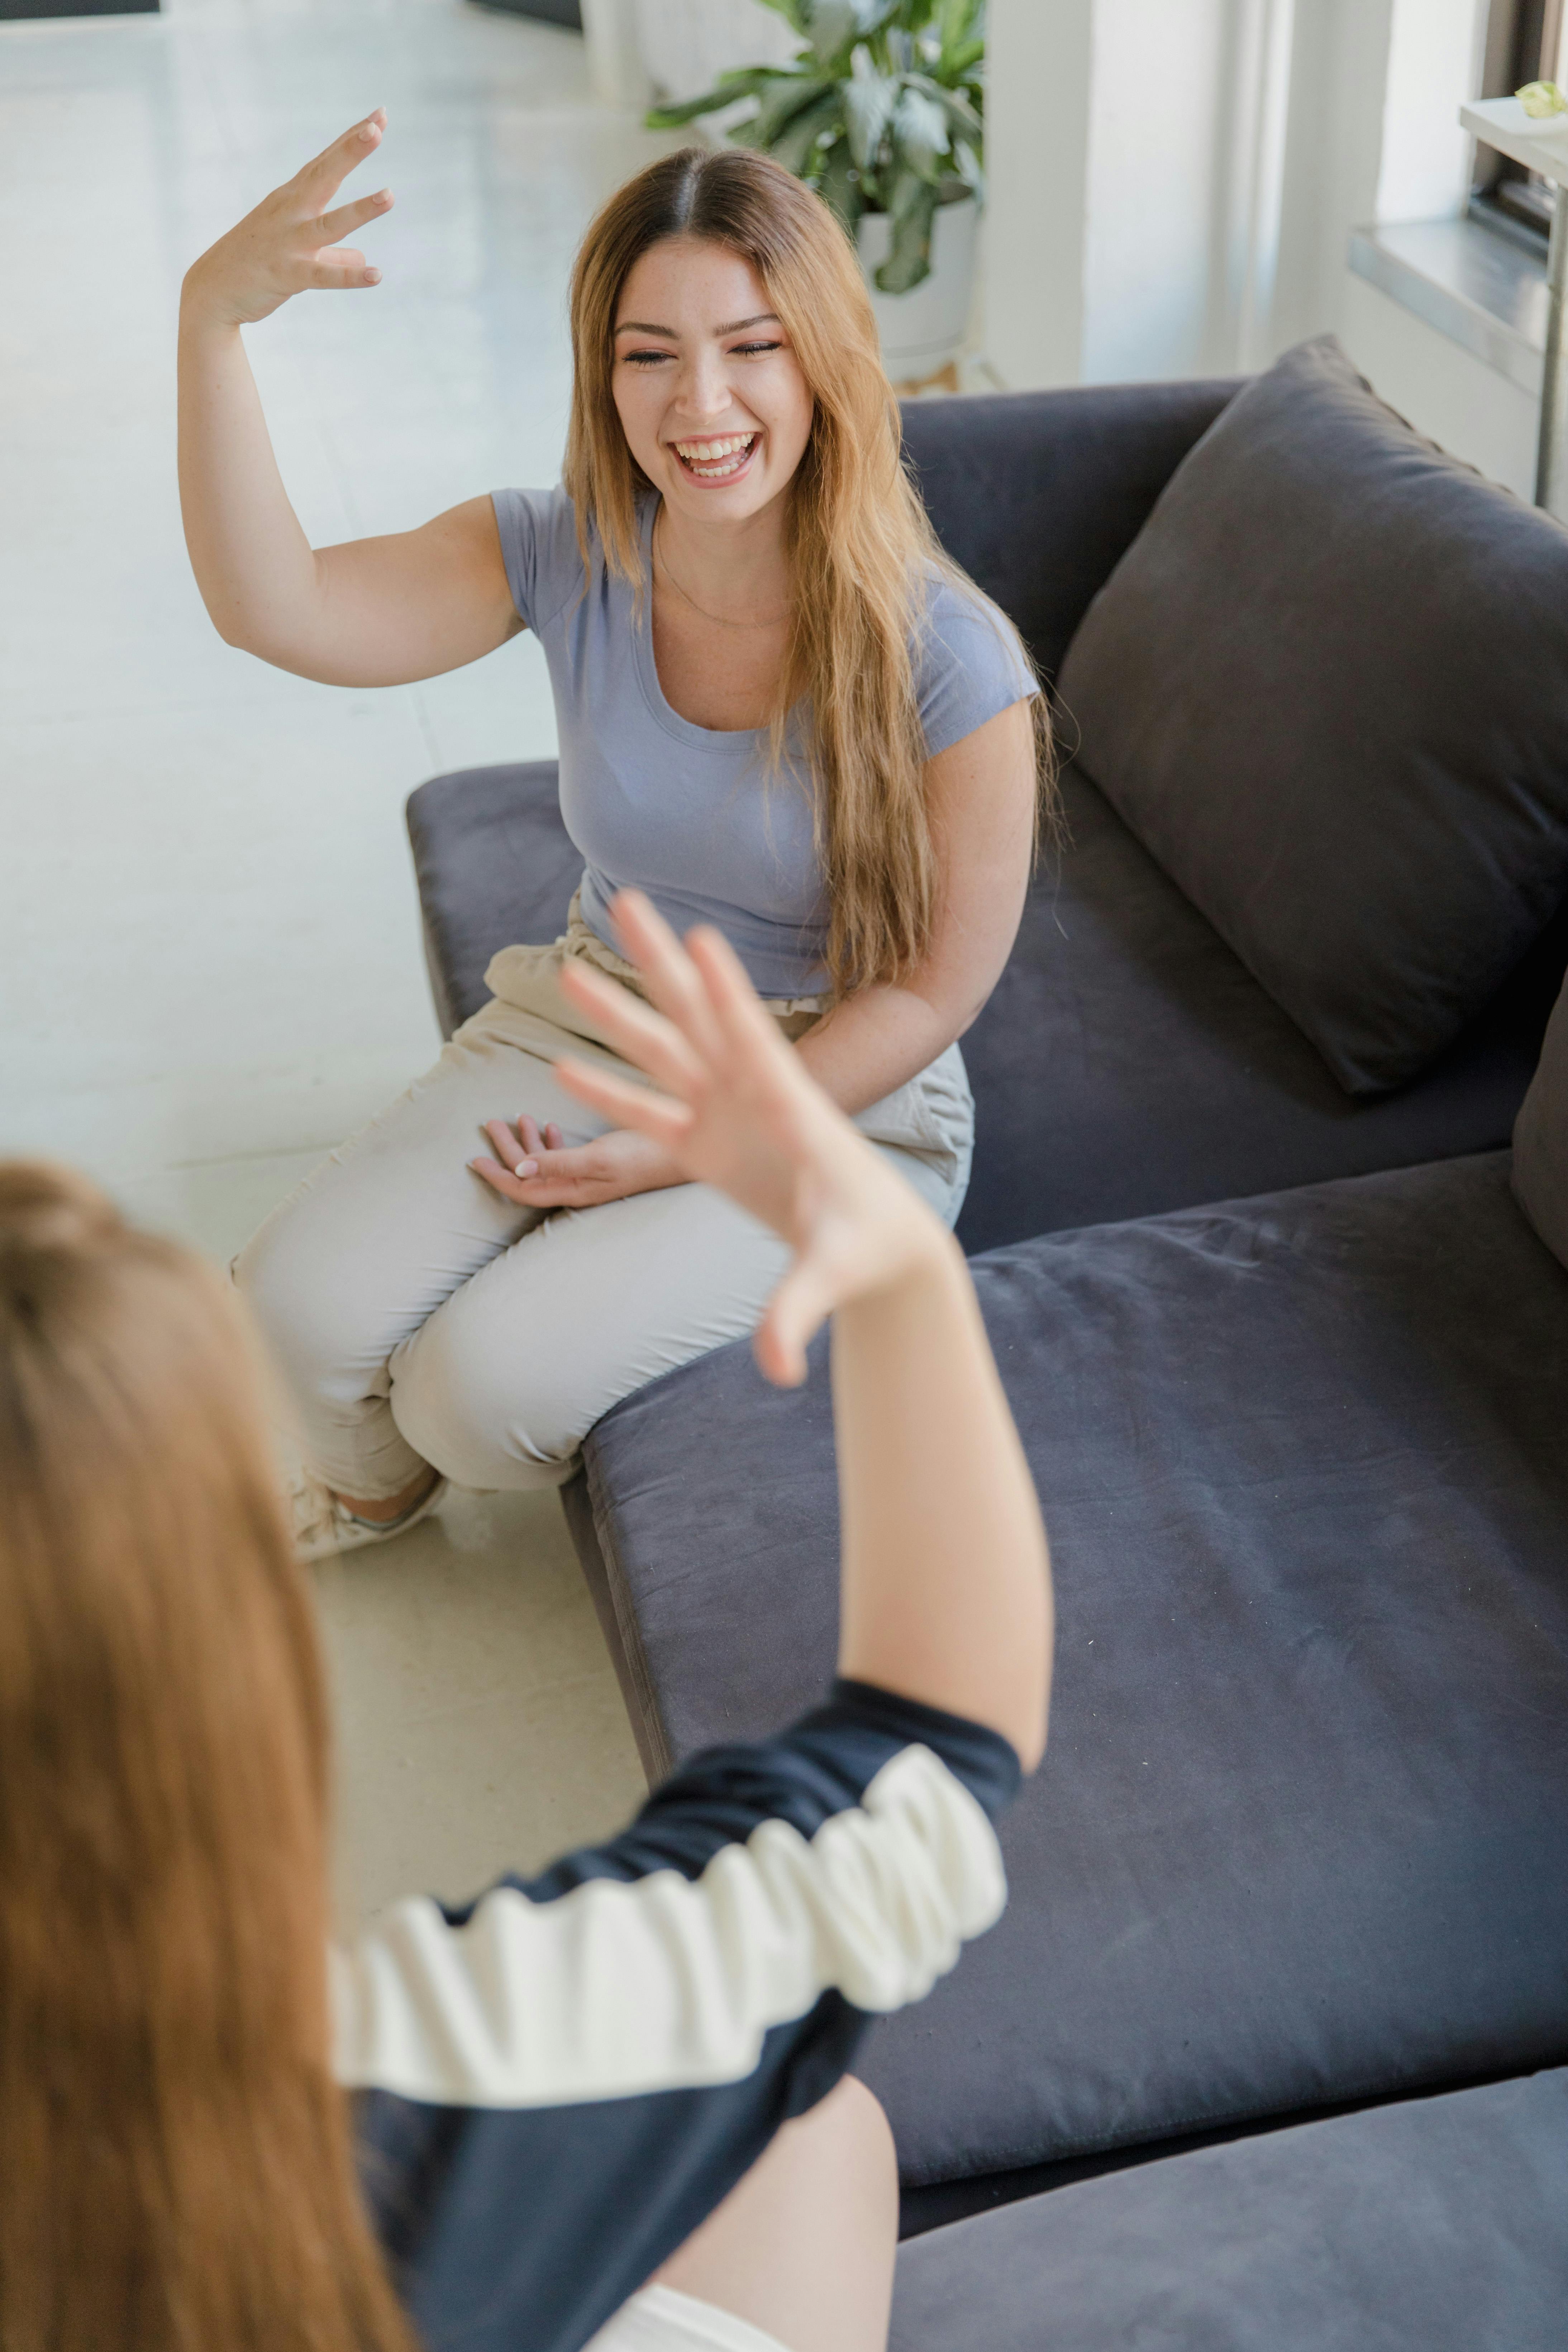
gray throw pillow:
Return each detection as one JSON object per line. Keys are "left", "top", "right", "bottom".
{"left": 1514, "top": 976, "right": 1568, "bottom": 1266}
{"left": 1056, "top": 335, "right": 1568, "bottom": 1095}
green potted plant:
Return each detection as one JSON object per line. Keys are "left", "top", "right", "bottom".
{"left": 646, "top": 0, "right": 985, "bottom": 383}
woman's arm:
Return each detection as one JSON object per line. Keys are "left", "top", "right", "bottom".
{"left": 178, "top": 111, "right": 521, "bottom": 684}
{"left": 471, "top": 694, "right": 1039, "bottom": 1210}
{"left": 343, "top": 901, "right": 1048, "bottom": 2344}
{"left": 549, "top": 890, "right": 1052, "bottom": 1766}
{"left": 796, "top": 693, "right": 1039, "bottom": 1112}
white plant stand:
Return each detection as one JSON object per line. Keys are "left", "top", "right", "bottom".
{"left": 1462, "top": 96, "right": 1568, "bottom": 519}
{"left": 858, "top": 194, "right": 979, "bottom": 390}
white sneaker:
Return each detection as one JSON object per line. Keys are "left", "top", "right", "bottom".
{"left": 289, "top": 1465, "right": 449, "bottom": 1564}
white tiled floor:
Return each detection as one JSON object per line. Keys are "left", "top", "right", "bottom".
{"left": 0, "top": 0, "right": 669, "bottom": 1923}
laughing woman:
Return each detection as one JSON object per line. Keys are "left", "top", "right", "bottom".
{"left": 178, "top": 114, "right": 1045, "bottom": 1553}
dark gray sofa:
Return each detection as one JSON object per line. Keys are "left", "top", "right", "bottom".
{"left": 405, "top": 374, "right": 1568, "bottom": 2338}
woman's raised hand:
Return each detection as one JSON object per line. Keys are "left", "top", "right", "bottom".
{"left": 548, "top": 892, "right": 955, "bottom": 1387}
{"left": 182, "top": 111, "right": 394, "bottom": 326}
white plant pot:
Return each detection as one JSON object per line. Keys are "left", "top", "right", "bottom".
{"left": 857, "top": 193, "right": 978, "bottom": 382}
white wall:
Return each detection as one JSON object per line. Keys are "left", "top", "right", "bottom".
{"left": 1271, "top": 0, "right": 1394, "bottom": 352}
{"left": 1338, "top": 0, "right": 1525, "bottom": 490}
{"left": 985, "top": 0, "right": 1359, "bottom": 387}
{"left": 983, "top": 0, "right": 1536, "bottom": 497}
{"left": 985, "top": 0, "right": 1094, "bottom": 388}
{"left": 1080, "top": 0, "right": 1234, "bottom": 382}
{"left": 1376, "top": 0, "right": 1486, "bottom": 222}
{"left": 1340, "top": 273, "right": 1538, "bottom": 497}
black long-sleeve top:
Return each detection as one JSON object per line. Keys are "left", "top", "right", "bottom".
{"left": 340, "top": 1678, "right": 1021, "bottom": 2352}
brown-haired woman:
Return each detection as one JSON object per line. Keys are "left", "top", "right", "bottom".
{"left": 177, "top": 114, "right": 1044, "bottom": 1558}
{"left": 0, "top": 892, "right": 1052, "bottom": 2352}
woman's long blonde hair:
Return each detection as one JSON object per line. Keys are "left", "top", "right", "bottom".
{"left": 565, "top": 145, "right": 1050, "bottom": 999}
{"left": 0, "top": 1163, "right": 414, "bottom": 2352}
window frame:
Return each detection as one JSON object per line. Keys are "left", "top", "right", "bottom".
{"left": 1473, "top": 0, "right": 1567, "bottom": 247}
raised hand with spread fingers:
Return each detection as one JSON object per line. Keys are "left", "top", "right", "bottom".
{"left": 484, "top": 891, "right": 947, "bottom": 1389}
{"left": 177, "top": 112, "right": 519, "bottom": 684}
{"left": 499, "top": 890, "right": 1053, "bottom": 1769}
{"left": 183, "top": 110, "right": 394, "bottom": 324}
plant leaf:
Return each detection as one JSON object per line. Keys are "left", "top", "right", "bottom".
{"left": 729, "top": 74, "right": 840, "bottom": 152}
{"left": 645, "top": 66, "right": 796, "bottom": 129}
{"left": 876, "top": 169, "right": 939, "bottom": 292}
{"left": 814, "top": 134, "right": 865, "bottom": 232}
{"left": 807, "top": 0, "right": 896, "bottom": 67}
{"left": 930, "top": 0, "right": 981, "bottom": 51}
{"left": 758, "top": 85, "right": 847, "bottom": 175}
{"left": 888, "top": 83, "right": 950, "bottom": 181}
{"left": 952, "top": 136, "right": 985, "bottom": 201}
{"left": 906, "top": 70, "right": 982, "bottom": 142}
{"left": 842, "top": 70, "right": 900, "bottom": 167}
{"left": 941, "top": 35, "right": 985, "bottom": 80}
{"left": 752, "top": 0, "right": 811, "bottom": 31}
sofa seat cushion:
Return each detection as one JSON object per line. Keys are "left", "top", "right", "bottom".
{"left": 571, "top": 1153, "right": 1568, "bottom": 2190}
{"left": 406, "top": 765, "right": 1566, "bottom": 1256}
{"left": 889, "top": 2069, "right": 1568, "bottom": 2350}
{"left": 1057, "top": 336, "right": 1568, "bottom": 1096}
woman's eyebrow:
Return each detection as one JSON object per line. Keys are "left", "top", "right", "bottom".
{"left": 612, "top": 313, "right": 781, "bottom": 337}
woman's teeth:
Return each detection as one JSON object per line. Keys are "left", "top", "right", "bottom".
{"left": 673, "top": 433, "right": 757, "bottom": 479}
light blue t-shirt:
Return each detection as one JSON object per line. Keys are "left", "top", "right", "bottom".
{"left": 491, "top": 486, "right": 1036, "bottom": 997}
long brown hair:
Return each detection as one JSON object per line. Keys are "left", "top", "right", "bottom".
{"left": 564, "top": 144, "right": 1050, "bottom": 999}
{"left": 0, "top": 1163, "right": 414, "bottom": 2352}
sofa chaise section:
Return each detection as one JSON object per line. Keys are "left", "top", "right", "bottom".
{"left": 888, "top": 2065, "right": 1568, "bottom": 2350}
{"left": 567, "top": 1150, "right": 1568, "bottom": 2204}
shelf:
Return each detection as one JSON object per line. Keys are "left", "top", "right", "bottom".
{"left": 1461, "top": 95, "right": 1568, "bottom": 188}
{"left": 1348, "top": 216, "right": 1547, "bottom": 397}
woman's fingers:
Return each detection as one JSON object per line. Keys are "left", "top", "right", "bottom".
{"left": 686, "top": 923, "right": 797, "bottom": 1064}
{"left": 296, "top": 109, "right": 386, "bottom": 205}
{"left": 553, "top": 1056, "right": 693, "bottom": 1149}
{"left": 608, "top": 892, "right": 728, "bottom": 1067}
{"left": 471, "top": 1153, "right": 536, "bottom": 1202}
{"left": 482, "top": 1105, "right": 536, "bottom": 1171}
{"left": 317, "top": 188, "right": 394, "bottom": 245}
{"left": 482, "top": 1117, "right": 537, "bottom": 1177}
{"left": 308, "top": 248, "right": 381, "bottom": 289}
{"left": 754, "top": 1254, "right": 837, "bottom": 1388}
{"left": 558, "top": 959, "right": 706, "bottom": 1097}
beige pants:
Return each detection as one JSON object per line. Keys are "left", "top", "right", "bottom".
{"left": 236, "top": 912, "right": 973, "bottom": 1497}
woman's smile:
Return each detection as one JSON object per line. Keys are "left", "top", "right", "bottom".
{"left": 668, "top": 430, "right": 761, "bottom": 484}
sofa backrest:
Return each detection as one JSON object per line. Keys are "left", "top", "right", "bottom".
{"left": 899, "top": 379, "right": 1242, "bottom": 683}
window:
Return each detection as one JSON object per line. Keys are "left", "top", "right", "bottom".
{"left": 1474, "top": 0, "right": 1567, "bottom": 245}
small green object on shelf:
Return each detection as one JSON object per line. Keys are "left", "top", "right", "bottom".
{"left": 1516, "top": 79, "right": 1568, "bottom": 119}
{"left": 645, "top": 0, "right": 984, "bottom": 297}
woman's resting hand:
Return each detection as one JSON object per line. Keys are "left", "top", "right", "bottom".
{"left": 530, "top": 892, "right": 954, "bottom": 1388}
{"left": 182, "top": 110, "right": 394, "bottom": 327}
{"left": 472, "top": 1120, "right": 685, "bottom": 1212}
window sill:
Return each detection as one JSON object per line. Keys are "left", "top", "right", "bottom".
{"left": 1347, "top": 217, "right": 1546, "bottom": 399}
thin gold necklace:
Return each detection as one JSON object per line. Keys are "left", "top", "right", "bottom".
{"left": 653, "top": 511, "right": 793, "bottom": 631}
